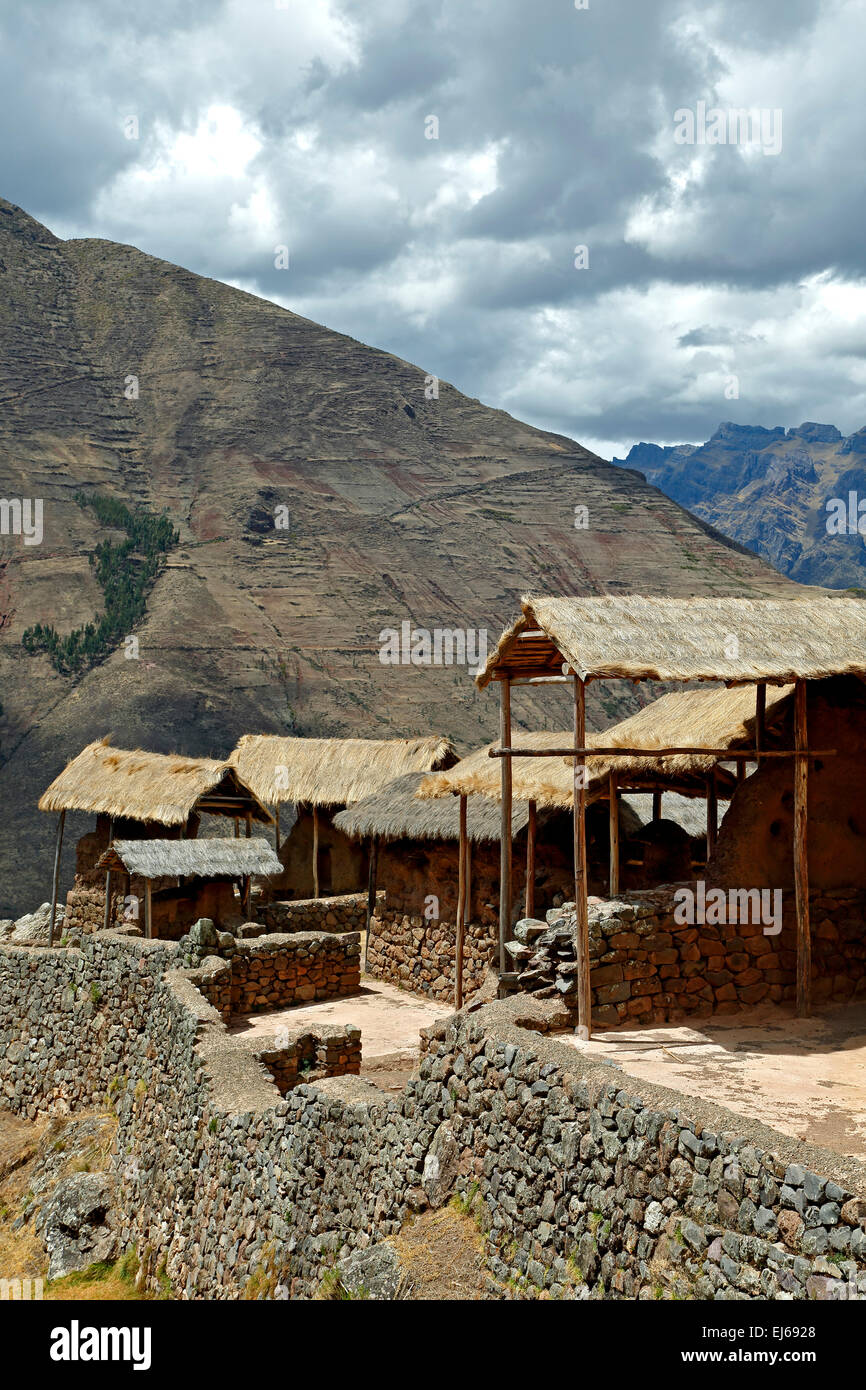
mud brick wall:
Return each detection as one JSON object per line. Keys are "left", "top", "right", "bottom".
{"left": 257, "top": 892, "right": 369, "bottom": 935}
{"left": 368, "top": 906, "right": 496, "bottom": 1003}
{"left": 516, "top": 887, "right": 866, "bottom": 1029}
{"left": 229, "top": 931, "right": 361, "bottom": 1015}
{"left": 3, "top": 938, "right": 866, "bottom": 1302}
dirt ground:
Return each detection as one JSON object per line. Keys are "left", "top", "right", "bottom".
{"left": 229, "top": 975, "right": 452, "bottom": 1091}
{"left": 559, "top": 998, "right": 866, "bottom": 1160}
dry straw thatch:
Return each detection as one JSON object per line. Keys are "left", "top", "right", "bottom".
{"left": 97, "top": 836, "right": 281, "bottom": 879}
{"left": 419, "top": 684, "right": 791, "bottom": 808}
{"left": 38, "top": 737, "right": 271, "bottom": 825}
{"left": 477, "top": 593, "right": 866, "bottom": 687}
{"left": 418, "top": 730, "right": 578, "bottom": 809}
{"left": 230, "top": 734, "right": 457, "bottom": 808}
{"left": 333, "top": 773, "right": 530, "bottom": 844}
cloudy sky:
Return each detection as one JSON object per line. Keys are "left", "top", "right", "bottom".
{"left": 2, "top": 0, "right": 865, "bottom": 458}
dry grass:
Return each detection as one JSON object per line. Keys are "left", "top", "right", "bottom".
{"left": 98, "top": 835, "right": 281, "bottom": 879}
{"left": 333, "top": 771, "right": 529, "bottom": 843}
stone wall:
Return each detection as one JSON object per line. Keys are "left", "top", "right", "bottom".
{"left": 228, "top": 931, "right": 361, "bottom": 1015}
{"left": 367, "top": 905, "right": 496, "bottom": 1003}
{"left": 2, "top": 935, "right": 866, "bottom": 1301}
{"left": 514, "top": 887, "right": 866, "bottom": 1029}
{"left": 257, "top": 892, "right": 369, "bottom": 935}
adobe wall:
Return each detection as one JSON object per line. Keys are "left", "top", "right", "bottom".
{"left": 712, "top": 678, "right": 866, "bottom": 892}
{"left": 1, "top": 937, "right": 866, "bottom": 1301}
{"left": 272, "top": 810, "right": 368, "bottom": 898}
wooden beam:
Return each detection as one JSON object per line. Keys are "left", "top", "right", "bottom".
{"left": 652, "top": 790, "right": 662, "bottom": 822}
{"left": 48, "top": 810, "right": 66, "bottom": 947}
{"left": 312, "top": 804, "right": 320, "bottom": 898}
{"left": 455, "top": 795, "right": 467, "bottom": 1010}
{"left": 736, "top": 760, "right": 746, "bottom": 784}
{"left": 144, "top": 879, "right": 152, "bottom": 940}
{"left": 706, "top": 769, "right": 718, "bottom": 860}
{"left": 573, "top": 676, "right": 591, "bottom": 1038}
{"left": 245, "top": 811, "right": 252, "bottom": 839}
{"left": 525, "top": 800, "right": 537, "bottom": 919}
{"left": 365, "top": 835, "right": 378, "bottom": 974}
{"left": 499, "top": 677, "right": 513, "bottom": 987}
{"left": 489, "top": 745, "right": 833, "bottom": 759}
{"left": 794, "top": 679, "right": 811, "bottom": 1016}
{"left": 608, "top": 773, "right": 619, "bottom": 898}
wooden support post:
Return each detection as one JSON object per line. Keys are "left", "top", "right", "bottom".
{"left": 245, "top": 811, "right": 252, "bottom": 839}
{"left": 102, "top": 817, "right": 114, "bottom": 931}
{"left": 652, "top": 790, "right": 662, "bottom": 822}
{"left": 608, "top": 772, "right": 620, "bottom": 898}
{"left": 499, "top": 678, "right": 513, "bottom": 987}
{"left": 573, "top": 675, "right": 591, "bottom": 1038}
{"left": 455, "top": 796, "right": 468, "bottom": 1010}
{"left": 464, "top": 838, "right": 472, "bottom": 926}
{"left": 525, "top": 800, "right": 537, "bottom": 919}
{"left": 706, "top": 769, "right": 718, "bottom": 861}
{"left": 144, "top": 879, "right": 152, "bottom": 940}
{"left": 365, "top": 835, "right": 378, "bottom": 973}
{"left": 312, "top": 804, "right": 320, "bottom": 898}
{"left": 794, "top": 679, "right": 811, "bottom": 1017}
{"left": 737, "top": 760, "right": 746, "bottom": 784}
{"left": 48, "top": 810, "right": 66, "bottom": 947}
{"left": 756, "top": 682, "right": 766, "bottom": 758}
{"left": 274, "top": 804, "right": 281, "bottom": 855}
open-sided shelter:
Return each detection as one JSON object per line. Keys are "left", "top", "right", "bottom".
{"left": 96, "top": 837, "right": 282, "bottom": 939}
{"left": 475, "top": 592, "right": 866, "bottom": 1033}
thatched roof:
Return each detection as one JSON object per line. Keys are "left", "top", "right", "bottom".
{"left": 97, "top": 837, "right": 281, "bottom": 879}
{"left": 230, "top": 734, "right": 457, "bottom": 808}
{"left": 418, "top": 731, "right": 578, "bottom": 809}
{"left": 567, "top": 682, "right": 792, "bottom": 788}
{"left": 332, "top": 773, "right": 530, "bottom": 844}
{"left": 39, "top": 738, "right": 271, "bottom": 825}
{"left": 477, "top": 593, "right": 866, "bottom": 687}
{"left": 418, "top": 684, "right": 792, "bottom": 807}
{"left": 622, "top": 793, "right": 711, "bottom": 841}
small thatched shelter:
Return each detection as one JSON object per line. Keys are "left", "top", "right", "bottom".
{"left": 476, "top": 591, "right": 866, "bottom": 1031}
{"left": 39, "top": 737, "right": 271, "bottom": 942}
{"left": 333, "top": 772, "right": 529, "bottom": 844}
{"left": 96, "top": 837, "right": 282, "bottom": 938}
{"left": 230, "top": 734, "right": 458, "bottom": 900}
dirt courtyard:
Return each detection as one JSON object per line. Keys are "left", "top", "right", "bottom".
{"left": 559, "top": 998, "right": 866, "bottom": 1160}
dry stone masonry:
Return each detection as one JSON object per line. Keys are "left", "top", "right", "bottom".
{"left": 257, "top": 892, "right": 369, "bottom": 935}
{"left": 511, "top": 888, "right": 866, "bottom": 1029}
{"left": 1, "top": 932, "right": 865, "bottom": 1299}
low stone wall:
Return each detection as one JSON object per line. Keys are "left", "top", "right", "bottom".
{"left": 367, "top": 906, "right": 496, "bottom": 1003}
{"left": 257, "top": 893, "right": 369, "bottom": 935}
{"left": 236, "top": 1024, "right": 361, "bottom": 1096}
{"left": 2, "top": 934, "right": 866, "bottom": 1301}
{"left": 513, "top": 886, "right": 866, "bottom": 1029}
{"left": 229, "top": 932, "right": 361, "bottom": 1015}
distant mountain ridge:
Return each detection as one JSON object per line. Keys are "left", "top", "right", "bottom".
{"left": 615, "top": 421, "right": 866, "bottom": 588}
{"left": 0, "top": 198, "right": 799, "bottom": 915}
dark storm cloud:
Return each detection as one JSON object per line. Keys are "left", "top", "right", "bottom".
{"left": 1, "top": 0, "right": 864, "bottom": 456}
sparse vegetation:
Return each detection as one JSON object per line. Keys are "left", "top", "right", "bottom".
{"left": 21, "top": 492, "right": 179, "bottom": 675}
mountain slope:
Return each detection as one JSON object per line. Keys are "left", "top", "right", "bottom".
{"left": 0, "top": 199, "right": 799, "bottom": 915}
{"left": 615, "top": 421, "right": 866, "bottom": 589}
